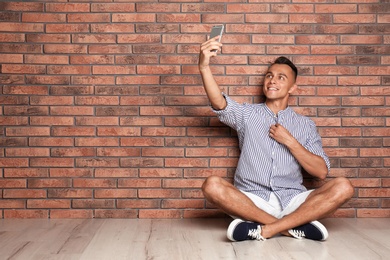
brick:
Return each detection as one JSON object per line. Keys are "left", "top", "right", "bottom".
{"left": 184, "top": 209, "right": 225, "bottom": 218}
{"left": 50, "top": 168, "right": 93, "bottom": 178}
{"left": 68, "top": 14, "right": 110, "bottom": 23}
{"left": 95, "top": 189, "right": 137, "bottom": 199}
{"left": 141, "top": 127, "right": 186, "bottom": 136}
{"left": 210, "top": 158, "right": 239, "bottom": 168}
{"left": 117, "top": 199, "right": 160, "bottom": 209}
{"left": 312, "top": 46, "right": 355, "bottom": 55}
{"left": 162, "top": 199, "right": 204, "bottom": 209}
{"left": 46, "top": 24, "right": 89, "bottom": 33}
{"left": 0, "top": 22, "right": 43, "bottom": 32}
{"left": 95, "top": 168, "right": 138, "bottom": 178}
{"left": 27, "top": 199, "right": 70, "bottom": 209}
{"left": 97, "top": 148, "right": 140, "bottom": 157}
{"left": 359, "top": 168, "right": 389, "bottom": 178}
{"left": 358, "top": 209, "right": 390, "bottom": 218}
{"left": 44, "top": 44, "right": 87, "bottom": 54}
{"left": 75, "top": 158, "right": 119, "bottom": 168}
{"left": 342, "top": 118, "right": 385, "bottom": 127}
{"left": 73, "top": 199, "right": 115, "bottom": 209}
{"left": 120, "top": 158, "right": 164, "bottom": 168}
{"left": 165, "top": 158, "right": 208, "bottom": 168}
{"left": 0, "top": 33, "right": 24, "bottom": 43}
{"left": 6, "top": 127, "right": 50, "bottom": 136}
{"left": 315, "top": 4, "right": 357, "bottom": 13}
{"left": 48, "top": 189, "right": 92, "bottom": 199}
{"left": 341, "top": 35, "right": 382, "bottom": 45}
{"left": 334, "top": 14, "right": 376, "bottom": 23}
{"left": 4, "top": 168, "right": 48, "bottom": 178}
{"left": 0, "top": 179, "right": 26, "bottom": 188}
{"left": 4, "top": 189, "right": 46, "bottom": 199}
{"left": 165, "top": 137, "right": 208, "bottom": 147}
{"left": 46, "top": 3, "right": 89, "bottom": 12}
{"left": 113, "top": 14, "right": 155, "bottom": 23}
{"left": 0, "top": 12, "right": 19, "bottom": 22}
{"left": 340, "top": 138, "right": 382, "bottom": 147}
{"left": 4, "top": 210, "right": 48, "bottom": 219}
{"left": 227, "top": 4, "right": 269, "bottom": 13}
{"left": 77, "top": 117, "right": 118, "bottom": 126}
{"left": 6, "top": 148, "right": 49, "bottom": 157}
{"left": 142, "top": 148, "right": 184, "bottom": 157}
{"left": 23, "top": 13, "right": 66, "bottom": 23}
{"left": 0, "top": 54, "right": 23, "bottom": 63}
{"left": 50, "top": 210, "right": 93, "bottom": 219}
{"left": 2, "top": 64, "right": 46, "bottom": 74}
{"left": 139, "top": 209, "right": 181, "bottom": 219}
{"left": 121, "top": 97, "right": 163, "bottom": 106}
{"left": 30, "top": 116, "right": 74, "bottom": 126}
{"left": 157, "top": 14, "right": 200, "bottom": 23}
{"left": 342, "top": 97, "right": 384, "bottom": 106}
{"left": 0, "top": 200, "right": 25, "bottom": 209}
{"left": 92, "top": 65, "right": 135, "bottom": 75}
{"left": 25, "top": 54, "right": 68, "bottom": 65}
{"left": 51, "top": 148, "right": 95, "bottom": 157}
{"left": 0, "top": 44, "right": 41, "bottom": 53}
{"left": 29, "top": 137, "right": 73, "bottom": 147}
{"left": 4, "top": 86, "right": 48, "bottom": 95}
{"left": 30, "top": 158, "right": 74, "bottom": 168}
{"left": 246, "top": 14, "right": 288, "bottom": 23}
{"left": 163, "top": 179, "right": 204, "bottom": 189}
{"left": 138, "top": 189, "right": 181, "bottom": 199}
{"left": 95, "top": 210, "right": 137, "bottom": 219}
{"left": 340, "top": 158, "right": 382, "bottom": 168}
{"left": 0, "top": 158, "right": 28, "bottom": 167}
{"left": 47, "top": 65, "right": 90, "bottom": 75}
{"left": 28, "top": 179, "right": 71, "bottom": 188}
{"left": 119, "top": 179, "right": 161, "bottom": 188}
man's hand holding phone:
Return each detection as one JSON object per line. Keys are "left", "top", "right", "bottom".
{"left": 199, "top": 25, "right": 224, "bottom": 70}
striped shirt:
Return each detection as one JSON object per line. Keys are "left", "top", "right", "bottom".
{"left": 213, "top": 94, "right": 331, "bottom": 209}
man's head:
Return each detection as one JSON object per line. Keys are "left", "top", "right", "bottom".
{"left": 263, "top": 56, "right": 298, "bottom": 103}
{"left": 271, "top": 56, "right": 298, "bottom": 82}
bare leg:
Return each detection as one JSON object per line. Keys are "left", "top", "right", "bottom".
{"left": 202, "top": 175, "right": 278, "bottom": 224}
{"left": 260, "top": 177, "right": 354, "bottom": 238}
{"left": 202, "top": 175, "right": 354, "bottom": 239}
{"left": 202, "top": 175, "right": 290, "bottom": 236}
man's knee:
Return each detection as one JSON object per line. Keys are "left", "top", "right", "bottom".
{"left": 333, "top": 177, "right": 354, "bottom": 200}
{"left": 202, "top": 175, "right": 222, "bottom": 196}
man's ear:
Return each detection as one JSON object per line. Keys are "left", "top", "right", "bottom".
{"left": 288, "top": 83, "right": 297, "bottom": 94}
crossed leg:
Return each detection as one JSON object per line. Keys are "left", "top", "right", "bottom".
{"left": 202, "top": 175, "right": 354, "bottom": 239}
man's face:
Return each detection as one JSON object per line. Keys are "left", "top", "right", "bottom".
{"left": 263, "top": 64, "right": 297, "bottom": 101}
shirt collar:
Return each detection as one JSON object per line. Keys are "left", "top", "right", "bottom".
{"left": 263, "top": 103, "right": 291, "bottom": 119}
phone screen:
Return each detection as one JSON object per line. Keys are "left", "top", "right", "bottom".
{"left": 210, "top": 25, "right": 224, "bottom": 42}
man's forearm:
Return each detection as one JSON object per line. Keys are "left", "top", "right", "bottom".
{"left": 199, "top": 66, "right": 227, "bottom": 110}
{"left": 286, "top": 139, "right": 328, "bottom": 180}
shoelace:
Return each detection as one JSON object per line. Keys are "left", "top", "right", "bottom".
{"left": 248, "top": 225, "right": 266, "bottom": 241}
{"left": 289, "top": 229, "right": 305, "bottom": 239}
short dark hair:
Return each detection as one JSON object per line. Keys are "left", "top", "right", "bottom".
{"left": 272, "top": 56, "right": 298, "bottom": 81}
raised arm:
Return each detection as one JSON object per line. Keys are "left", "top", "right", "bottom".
{"left": 198, "top": 37, "right": 227, "bottom": 110}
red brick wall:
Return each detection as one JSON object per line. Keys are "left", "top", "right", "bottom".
{"left": 0, "top": 1, "right": 389, "bottom": 218}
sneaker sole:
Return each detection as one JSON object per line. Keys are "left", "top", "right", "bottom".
{"left": 310, "top": 220, "right": 329, "bottom": 241}
{"left": 226, "top": 219, "right": 244, "bottom": 242}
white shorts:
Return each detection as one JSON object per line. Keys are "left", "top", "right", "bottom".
{"left": 240, "top": 190, "right": 314, "bottom": 219}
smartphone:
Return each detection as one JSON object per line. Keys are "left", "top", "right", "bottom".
{"left": 210, "top": 25, "right": 224, "bottom": 42}
{"left": 209, "top": 25, "right": 224, "bottom": 52}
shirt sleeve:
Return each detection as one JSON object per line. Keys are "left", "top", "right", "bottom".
{"left": 304, "top": 120, "right": 331, "bottom": 174}
{"left": 212, "top": 93, "right": 246, "bottom": 132}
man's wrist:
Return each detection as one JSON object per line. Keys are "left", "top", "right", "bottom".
{"left": 199, "top": 65, "right": 210, "bottom": 73}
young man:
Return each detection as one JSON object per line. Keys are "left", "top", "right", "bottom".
{"left": 198, "top": 36, "right": 354, "bottom": 242}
